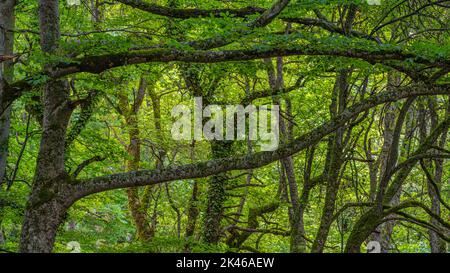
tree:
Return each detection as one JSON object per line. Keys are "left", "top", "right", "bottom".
{"left": 0, "top": 0, "right": 449, "bottom": 253}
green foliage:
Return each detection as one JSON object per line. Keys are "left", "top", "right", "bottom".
{"left": 0, "top": 0, "right": 449, "bottom": 254}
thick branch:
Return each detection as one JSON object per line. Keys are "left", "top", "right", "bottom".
{"left": 116, "top": 0, "right": 266, "bottom": 18}
{"left": 117, "top": 0, "right": 379, "bottom": 44}
{"left": 248, "top": 0, "right": 290, "bottom": 28}
{"left": 3, "top": 43, "right": 443, "bottom": 117}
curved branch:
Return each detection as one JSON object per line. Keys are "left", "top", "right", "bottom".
{"left": 385, "top": 201, "right": 450, "bottom": 230}
{"left": 419, "top": 159, "right": 450, "bottom": 212}
{"left": 3, "top": 42, "right": 445, "bottom": 117}
{"left": 72, "top": 156, "right": 105, "bottom": 178}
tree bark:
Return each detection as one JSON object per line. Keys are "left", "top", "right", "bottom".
{"left": 203, "top": 140, "right": 233, "bottom": 244}
{"left": 17, "top": 79, "right": 450, "bottom": 251}
{"left": 19, "top": 0, "right": 74, "bottom": 252}
{"left": 370, "top": 72, "right": 401, "bottom": 252}
{"left": 0, "top": 0, "right": 15, "bottom": 186}
{"left": 311, "top": 6, "right": 358, "bottom": 252}
{"left": 423, "top": 97, "right": 449, "bottom": 253}
{"left": 184, "top": 141, "right": 200, "bottom": 251}
{"left": 118, "top": 76, "right": 155, "bottom": 242}
{"left": 311, "top": 69, "right": 351, "bottom": 253}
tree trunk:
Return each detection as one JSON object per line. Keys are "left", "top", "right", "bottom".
{"left": 345, "top": 208, "right": 383, "bottom": 253}
{"left": 311, "top": 69, "right": 350, "bottom": 252}
{"left": 370, "top": 72, "right": 399, "bottom": 252}
{"left": 311, "top": 6, "right": 357, "bottom": 252}
{"left": 185, "top": 181, "right": 199, "bottom": 239}
{"left": 0, "top": 0, "right": 15, "bottom": 186}
{"left": 265, "top": 56, "right": 307, "bottom": 253}
{"left": 203, "top": 140, "right": 232, "bottom": 244}
{"left": 20, "top": 0, "right": 73, "bottom": 252}
{"left": 119, "top": 76, "right": 155, "bottom": 242}
{"left": 125, "top": 117, "right": 154, "bottom": 241}
{"left": 20, "top": 196, "right": 67, "bottom": 252}
{"left": 184, "top": 141, "right": 200, "bottom": 251}
{"left": 423, "top": 97, "right": 449, "bottom": 253}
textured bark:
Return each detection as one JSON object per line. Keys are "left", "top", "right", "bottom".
{"left": 185, "top": 181, "right": 199, "bottom": 239}
{"left": 311, "top": 7, "right": 358, "bottom": 252}
{"left": 20, "top": 0, "right": 73, "bottom": 252}
{"left": 20, "top": 78, "right": 72, "bottom": 253}
{"left": 118, "top": 76, "right": 155, "bottom": 242}
{"left": 20, "top": 185, "right": 73, "bottom": 253}
{"left": 0, "top": 107, "right": 10, "bottom": 186}
{"left": 0, "top": 0, "right": 15, "bottom": 247}
{"left": 248, "top": 0, "right": 290, "bottom": 28}
{"left": 345, "top": 207, "right": 384, "bottom": 253}
{"left": 282, "top": 155, "right": 305, "bottom": 253}
{"left": 117, "top": 0, "right": 265, "bottom": 19}
{"left": 378, "top": 118, "right": 412, "bottom": 252}
{"left": 0, "top": 0, "right": 15, "bottom": 186}
{"left": 370, "top": 72, "right": 401, "bottom": 252}
{"left": 184, "top": 141, "right": 200, "bottom": 251}
{"left": 349, "top": 93, "right": 415, "bottom": 252}
{"left": 297, "top": 147, "right": 321, "bottom": 250}
{"left": 203, "top": 140, "right": 233, "bottom": 244}
{"left": 423, "top": 98, "right": 449, "bottom": 253}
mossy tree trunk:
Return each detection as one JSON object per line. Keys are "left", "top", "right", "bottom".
{"left": 203, "top": 140, "right": 233, "bottom": 244}
{"left": 311, "top": 6, "right": 357, "bottom": 252}
{"left": 311, "top": 69, "right": 351, "bottom": 252}
{"left": 0, "top": 0, "right": 15, "bottom": 187}
{"left": 421, "top": 97, "right": 449, "bottom": 253}
{"left": 118, "top": 76, "right": 156, "bottom": 242}
{"left": 20, "top": 0, "right": 74, "bottom": 252}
